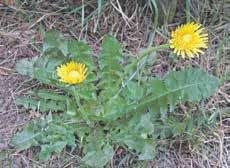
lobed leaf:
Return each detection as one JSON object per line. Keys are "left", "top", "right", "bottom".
{"left": 98, "top": 35, "right": 124, "bottom": 98}
{"left": 43, "top": 30, "right": 68, "bottom": 56}
{"left": 126, "top": 81, "right": 144, "bottom": 101}
{"left": 15, "top": 57, "right": 37, "bottom": 76}
{"left": 11, "top": 114, "right": 76, "bottom": 160}
{"left": 16, "top": 97, "right": 66, "bottom": 113}
{"left": 68, "top": 40, "right": 94, "bottom": 72}
{"left": 31, "top": 89, "right": 67, "bottom": 101}
{"left": 130, "top": 68, "right": 220, "bottom": 117}
{"left": 82, "top": 143, "right": 114, "bottom": 168}
{"left": 11, "top": 127, "right": 39, "bottom": 150}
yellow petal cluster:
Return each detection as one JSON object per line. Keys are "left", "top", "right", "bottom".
{"left": 57, "top": 61, "right": 87, "bottom": 84}
{"left": 169, "top": 22, "right": 208, "bottom": 58}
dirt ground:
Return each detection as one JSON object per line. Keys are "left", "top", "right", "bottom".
{"left": 0, "top": 28, "right": 40, "bottom": 167}
{"left": 0, "top": 1, "right": 229, "bottom": 167}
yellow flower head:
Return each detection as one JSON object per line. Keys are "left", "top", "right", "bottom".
{"left": 169, "top": 22, "right": 208, "bottom": 58}
{"left": 57, "top": 61, "right": 87, "bottom": 84}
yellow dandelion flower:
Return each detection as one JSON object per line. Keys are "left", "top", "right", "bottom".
{"left": 169, "top": 22, "right": 208, "bottom": 58}
{"left": 57, "top": 61, "right": 87, "bottom": 84}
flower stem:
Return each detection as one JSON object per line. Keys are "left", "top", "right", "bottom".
{"left": 124, "top": 43, "right": 170, "bottom": 77}
{"left": 72, "top": 86, "right": 88, "bottom": 120}
{"left": 136, "top": 44, "right": 169, "bottom": 66}
{"left": 111, "top": 43, "right": 170, "bottom": 98}
{"left": 126, "top": 44, "right": 170, "bottom": 73}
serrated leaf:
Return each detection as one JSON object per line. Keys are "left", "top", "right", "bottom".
{"left": 66, "top": 132, "right": 76, "bottom": 149}
{"left": 98, "top": 35, "right": 124, "bottom": 98}
{"left": 115, "top": 130, "right": 148, "bottom": 154}
{"left": 68, "top": 40, "right": 94, "bottom": 71}
{"left": 39, "top": 145, "right": 52, "bottom": 160}
{"left": 43, "top": 30, "right": 68, "bottom": 56}
{"left": 126, "top": 81, "right": 144, "bottom": 101}
{"left": 99, "top": 35, "right": 122, "bottom": 70}
{"left": 33, "top": 52, "right": 65, "bottom": 83}
{"left": 33, "top": 68, "right": 53, "bottom": 84}
{"left": 16, "top": 97, "right": 66, "bottom": 113}
{"left": 138, "top": 142, "right": 156, "bottom": 160}
{"left": 130, "top": 68, "right": 220, "bottom": 116}
{"left": 103, "top": 96, "right": 126, "bottom": 120}
{"left": 134, "top": 113, "right": 154, "bottom": 135}
{"left": 35, "top": 50, "right": 65, "bottom": 71}
{"left": 12, "top": 113, "right": 75, "bottom": 161}
{"left": 66, "top": 99, "right": 77, "bottom": 116}
{"left": 82, "top": 143, "right": 114, "bottom": 168}
{"left": 15, "top": 57, "right": 37, "bottom": 76}
{"left": 53, "top": 141, "right": 67, "bottom": 153}
{"left": 32, "top": 89, "right": 67, "bottom": 101}
{"left": 169, "top": 119, "right": 187, "bottom": 136}
{"left": 46, "top": 111, "right": 53, "bottom": 123}
{"left": 16, "top": 98, "right": 38, "bottom": 111}
{"left": 78, "top": 83, "right": 97, "bottom": 100}
{"left": 164, "top": 68, "right": 220, "bottom": 100}
{"left": 11, "top": 127, "right": 39, "bottom": 150}
{"left": 46, "top": 123, "right": 67, "bottom": 135}
{"left": 80, "top": 100, "right": 104, "bottom": 118}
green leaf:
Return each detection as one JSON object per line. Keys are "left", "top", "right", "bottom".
{"left": 35, "top": 50, "right": 65, "bottom": 71}
{"left": 186, "top": 116, "right": 194, "bottom": 133}
{"left": 130, "top": 68, "right": 220, "bottom": 116}
{"left": 133, "top": 113, "right": 154, "bottom": 135}
{"left": 66, "top": 99, "right": 77, "bottom": 116}
{"left": 138, "top": 142, "right": 156, "bottom": 160}
{"left": 12, "top": 114, "right": 75, "bottom": 161}
{"left": 126, "top": 81, "right": 144, "bottom": 101}
{"left": 53, "top": 141, "right": 67, "bottom": 153}
{"left": 82, "top": 143, "right": 114, "bottom": 168}
{"left": 169, "top": 119, "right": 187, "bottom": 137}
{"left": 81, "top": 101, "right": 104, "bottom": 118}
{"left": 46, "top": 111, "right": 53, "bottom": 123}
{"left": 32, "top": 89, "right": 67, "bottom": 101}
{"left": 33, "top": 68, "right": 53, "bottom": 84}
{"left": 43, "top": 30, "right": 68, "bottom": 56}
{"left": 103, "top": 96, "right": 126, "bottom": 120}
{"left": 39, "top": 145, "right": 52, "bottom": 160}
{"left": 16, "top": 97, "right": 66, "bottom": 113}
{"left": 16, "top": 98, "right": 38, "bottom": 111}
{"left": 99, "top": 35, "right": 122, "bottom": 70}
{"left": 146, "top": 79, "right": 169, "bottom": 116}
{"left": 208, "top": 111, "right": 219, "bottom": 126}
{"left": 68, "top": 40, "right": 94, "bottom": 71}
{"left": 98, "top": 35, "right": 124, "bottom": 98}
{"left": 164, "top": 68, "right": 220, "bottom": 100}
{"left": 11, "top": 127, "right": 39, "bottom": 150}
{"left": 66, "top": 132, "right": 76, "bottom": 149}
{"left": 113, "top": 129, "right": 155, "bottom": 160}
{"left": 0, "top": 151, "right": 8, "bottom": 162}
{"left": 15, "top": 57, "right": 37, "bottom": 76}
{"left": 98, "top": 84, "right": 120, "bottom": 102}
{"left": 78, "top": 83, "right": 97, "bottom": 100}
{"left": 33, "top": 52, "right": 65, "bottom": 83}
{"left": 44, "top": 55, "right": 64, "bottom": 72}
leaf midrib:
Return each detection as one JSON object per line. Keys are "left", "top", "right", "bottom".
{"left": 130, "top": 81, "right": 205, "bottom": 111}
{"left": 12, "top": 132, "right": 41, "bottom": 147}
